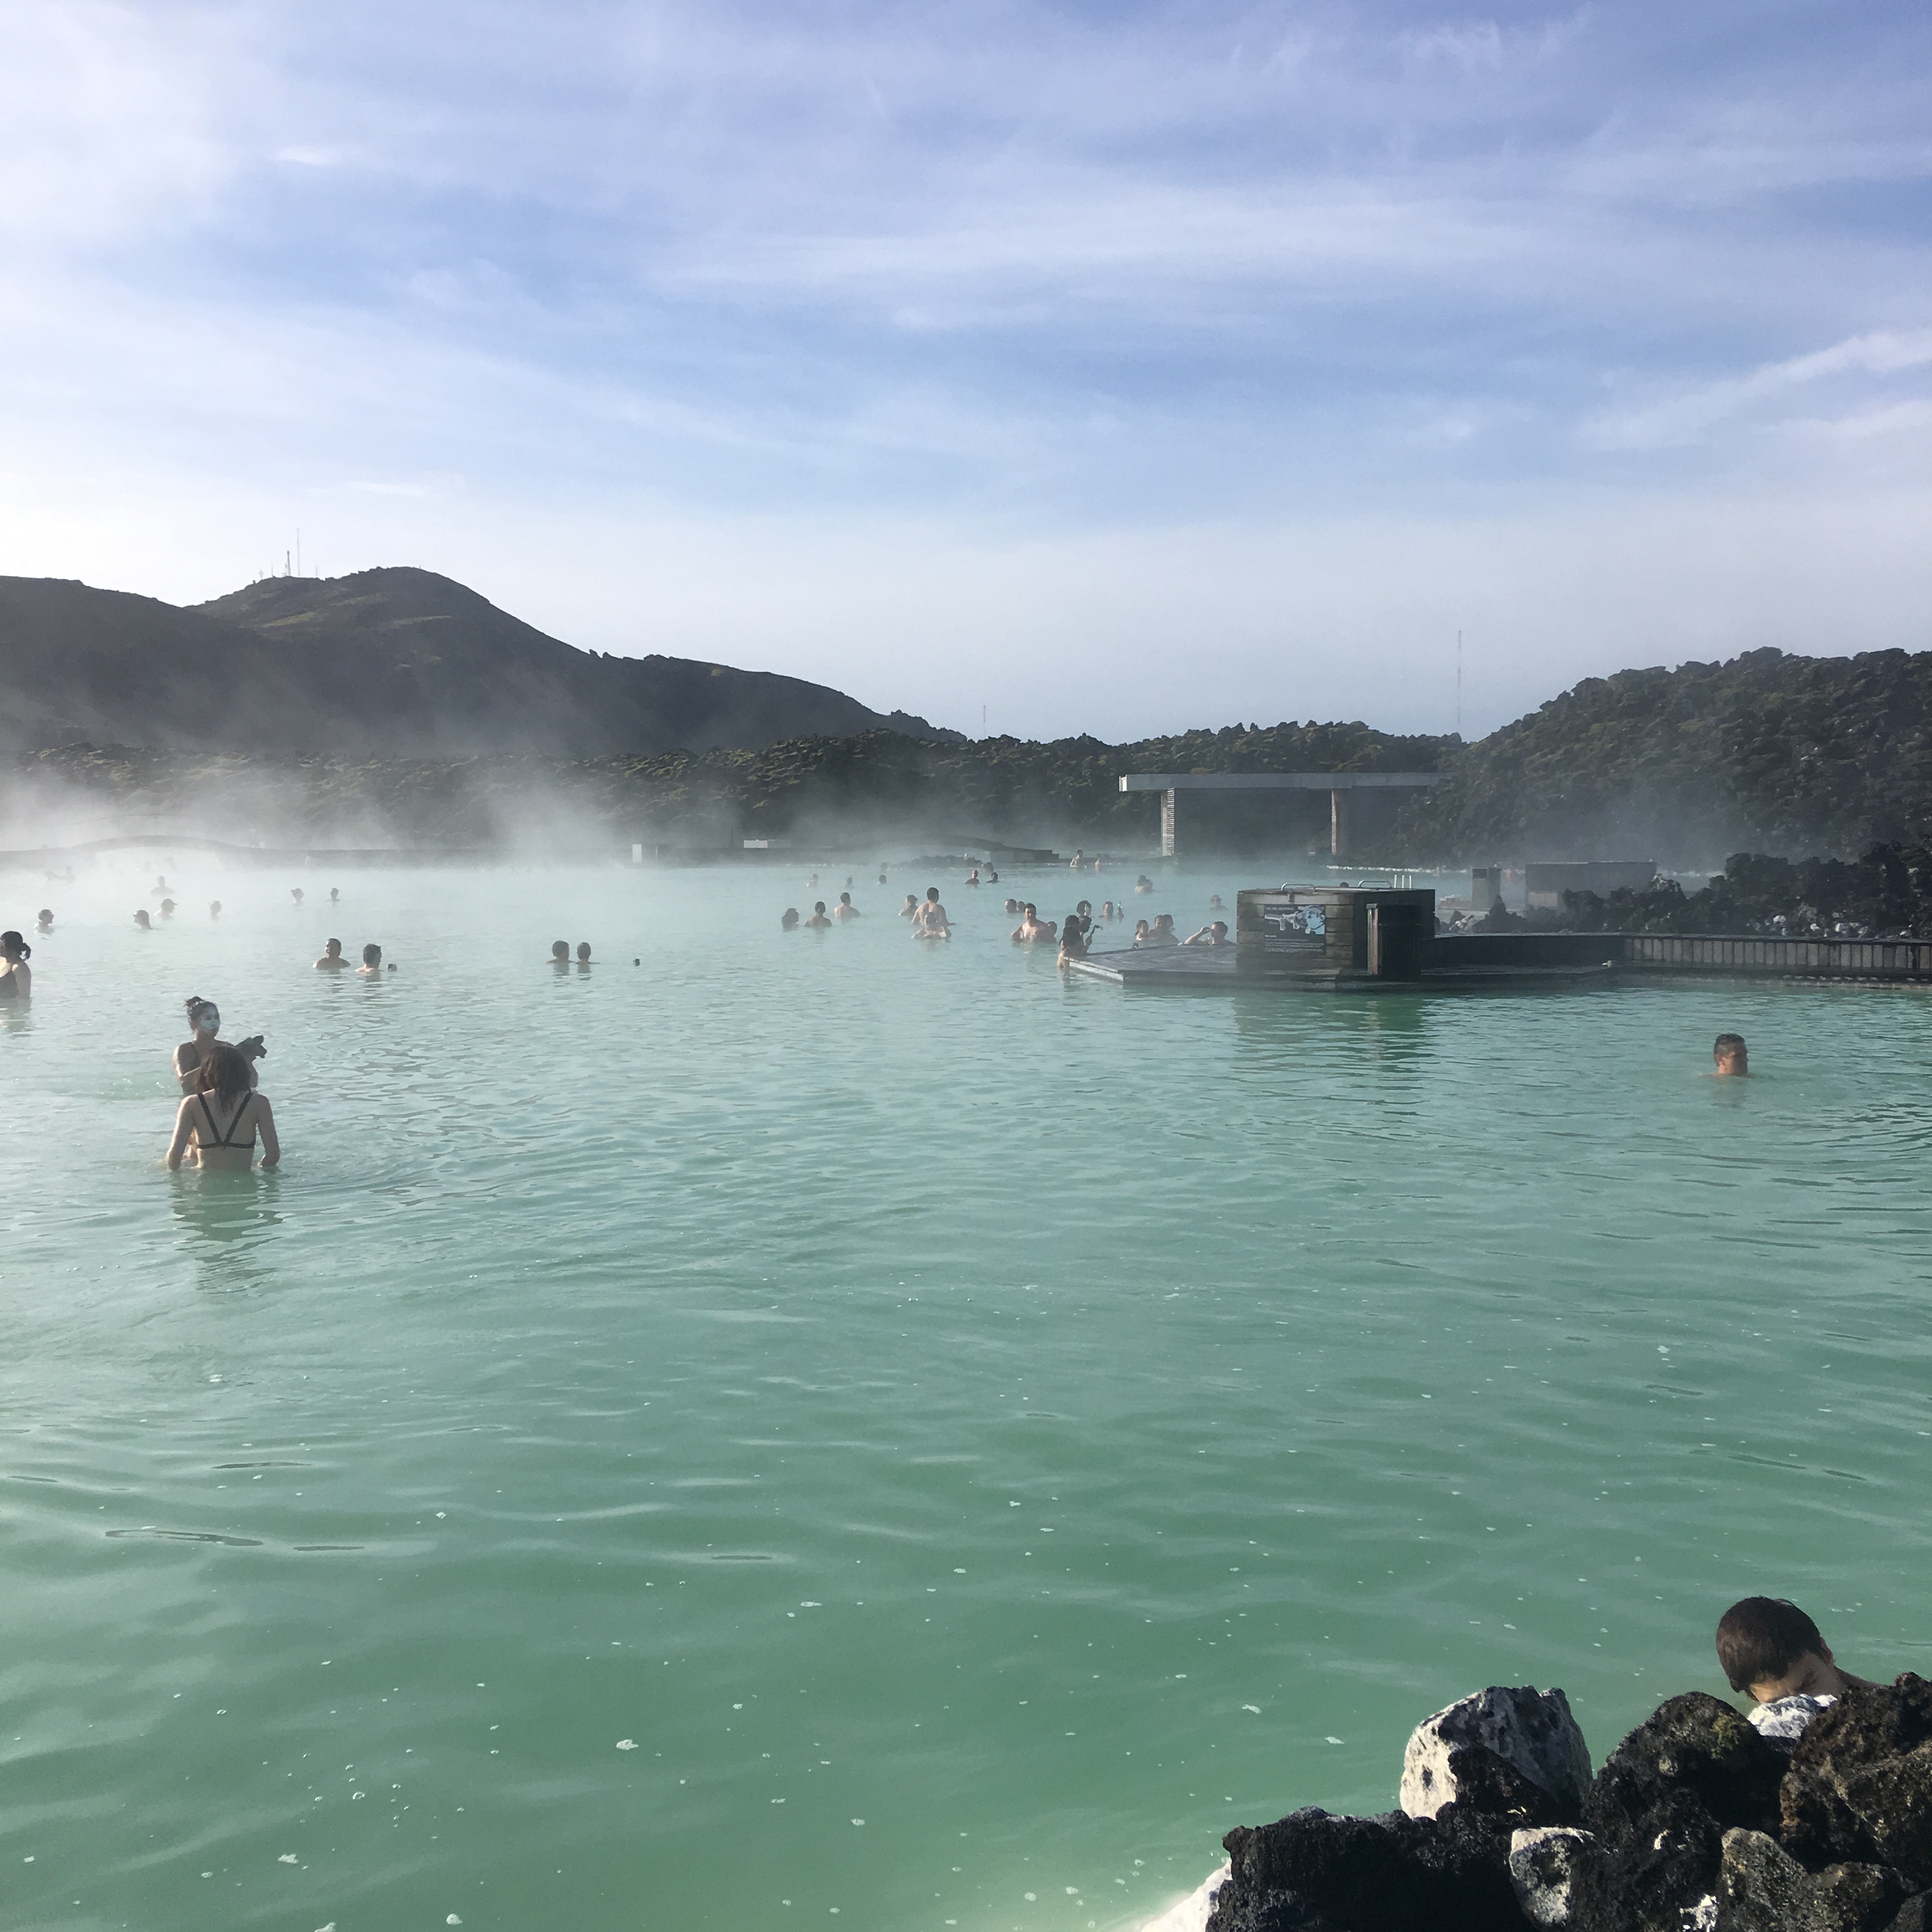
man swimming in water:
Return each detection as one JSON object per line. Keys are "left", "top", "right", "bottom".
{"left": 550, "top": 940, "right": 571, "bottom": 967}
{"left": 358, "top": 944, "right": 383, "bottom": 976}
{"left": 833, "top": 893, "right": 860, "bottom": 920}
{"left": 1142, "top": 913, "right": 1179, "bottom": 945}
{"left": 966, "top": 868, "right": 981, "bottom": 886}
{"left": 35, "top": 909, "right": 52, "bottom": 933}
{"left": 912, "top": 887, "right": 950, "bottom": 938}
{"left": 803, "top": 901, "right": 833, "bottom": 929}
{"left": 291, "top": 887, "right": 303, "bottom": 905}
{"left": 1183, "top": 921, "right": 1232, "bottom": 948}
{"left": 316, "top": 939, "right": 350, "bottom": 970}
{"left": 1011, "top": 904, "right": 1057, "bottom": 944}
{"left": 1712, "top": 1033, "right": 1749, "bottom": 1076}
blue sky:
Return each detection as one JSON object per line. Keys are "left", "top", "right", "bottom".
{"left": 3, "top": 0, "right": 1929, "bottom": 738}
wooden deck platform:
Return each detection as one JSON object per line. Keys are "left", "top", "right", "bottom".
{"left": 1066, "top": 947, "right": 1618, "bottom": 992}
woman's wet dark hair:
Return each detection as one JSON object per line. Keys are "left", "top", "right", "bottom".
{"left": 195, "top": 1043, "right": 253, "bottom": 1107}
{"left": 1, "top": 931, "right": 28, "bottom": 960}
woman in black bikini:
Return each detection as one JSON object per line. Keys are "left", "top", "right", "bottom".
{"left": 172, "top": 997, "right": 258, "bottom": 1094}
{"left": 0, "top": 931, "right": 30, "bottom": 1000}
{"left": 165, "top": 1043, "right": 279, "bottom": 1172}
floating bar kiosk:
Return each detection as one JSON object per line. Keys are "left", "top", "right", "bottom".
{"left": 1236, "top": 885, "right": 1434, "bottom": 985}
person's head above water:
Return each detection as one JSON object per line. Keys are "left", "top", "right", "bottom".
{"left": 1713, "top": 1032, "right": 1749, "bottom": 1076}
{"left": 185, "top": 995, "right": 219, "bottom": 1036}
{"left": 322, "top": 939, "right": 342, "bottom": 959}
{"left": 839, "top": 893, "right": 852, "bottom": 907}
{"left": 134, "top": 909, "right": 151, "bottom": 929}
{"left": 362, "top": 944, "right": 381, "bottom": 967}
{"left": 195, "top": 1042, "right": 254, "bottom": 1107}
{"left": 781, "top": 907, "right": 800, "bottom": 929}
{"left": 814, "top": 901, "right": 827, "bottom": 914}
{"left": 551, "top": 940, "right": 570, "bottom": 962}
{"left": 1, "top": 930, "right": 29, "bottom": 960}
{"left": 576, "top": 942, "right": 591, "bottom": 962}
{"left": 926, "top": 887, "right": 940, "bottom": 902}
{"left": 1717, "top": 1597, "right": 1851, "bottom": 1704}
{"left": 35, "top": 909, "right": 51, "bottom": 930}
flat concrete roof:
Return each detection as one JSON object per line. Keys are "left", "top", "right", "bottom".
{"left": 1118, "top": 771, "right": 1443, "bottom": 792}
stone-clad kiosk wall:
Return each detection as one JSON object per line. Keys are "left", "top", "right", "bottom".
{"left": 1235, "top": 887, "right": 1437, "bottom": 985}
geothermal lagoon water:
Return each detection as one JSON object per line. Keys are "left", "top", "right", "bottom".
{"left": 3, "top": 862, "right": 1931, "bottom": 1932}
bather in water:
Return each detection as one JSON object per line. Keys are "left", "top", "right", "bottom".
{"left": 174, "top": 998, "right": 259, "bottom": 1094}
{"left": 165, "top": 1043, "right": 279, "bottom": 1172}
{"left": 912, "top": 888, "right": 950, "bottom": 939}
{"left": 0, "top": 931, "right": 31, "bottom": 1000}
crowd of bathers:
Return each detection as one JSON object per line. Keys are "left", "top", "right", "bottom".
{"left": 779, "top": 861, "right": 1234, "bottom": 967}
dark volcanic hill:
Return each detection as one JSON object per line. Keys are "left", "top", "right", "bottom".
{"left": 0, "top": 567, "right": 944, "bottom": 757}
{"left": 1399, "top": 645, "right": 1932, "bottom": 862}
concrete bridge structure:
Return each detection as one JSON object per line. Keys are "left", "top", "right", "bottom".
{"left": 1117, "top": 771, "right": 1444, "bottom": 859}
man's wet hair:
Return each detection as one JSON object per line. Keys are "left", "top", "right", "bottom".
{"left": 1716, "top": 1596, "right": 1824, "bottom": 1692}
{"left": 1714, "top": 1033, "right": 1747, "bottom": 1057}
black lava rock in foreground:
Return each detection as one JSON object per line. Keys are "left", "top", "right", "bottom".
{"left": 1202, "top": 1678, "right": 1932, "bottom": 1932}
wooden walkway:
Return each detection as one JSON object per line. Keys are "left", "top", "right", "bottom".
{"left": 1068, "top": 930, "right": 1932, "bottom": 993}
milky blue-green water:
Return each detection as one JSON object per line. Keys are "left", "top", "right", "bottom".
{"left": 2, "top": 861, "right": 1931, "bottom": 1932}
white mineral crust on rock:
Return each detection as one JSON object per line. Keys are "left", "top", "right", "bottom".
{"left": 1140, "top": 1861, "right": 1229, "bottom": 1932}
{"left": 1745, "top": 1692, "right": 1835, "bottom": 1745}
{"left": 1400, "top": 1685, "right": 1592, "bottom": 1819}
{"left": 1508, "top": 1826, "right": 1592, "bottom": 1928}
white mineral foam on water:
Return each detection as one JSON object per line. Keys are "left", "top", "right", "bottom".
{"left": 0, "top": 863, "right": 1927, "bottom": 1927}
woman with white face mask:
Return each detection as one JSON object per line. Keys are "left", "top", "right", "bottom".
{"left": 172, "top": 997, "right": 260, "bottom": 1095}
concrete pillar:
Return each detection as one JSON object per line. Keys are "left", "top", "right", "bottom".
{"left": 1161, "top": 788, "right": 1177, "bottom": 857}
{"left": 1330, "top": 787, "right": 1351, "bottom": 859}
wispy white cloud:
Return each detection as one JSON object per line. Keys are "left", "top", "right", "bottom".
{"left": 1587, "top": 328, "right": 1932, "bottom": 448}
{"left": 1, "top": 0, "right": 1929, "bottom": 728}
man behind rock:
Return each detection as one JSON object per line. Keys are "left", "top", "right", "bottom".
{"left": 1717, "top": 1596, "right": 1876, "bottom": 1721}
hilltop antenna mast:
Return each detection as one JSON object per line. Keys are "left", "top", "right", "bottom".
{"left": 1455, "top": 629, "right": 1462, "bottom": 737}
{"left": 296, "top": 529, "right": 302, "bottom": 576}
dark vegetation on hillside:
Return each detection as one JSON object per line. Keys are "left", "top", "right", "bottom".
{"left": 1, "top": 721, "right": 1449, "bottom": 853}
{"left": 8, "top": 564, "right": 1932, "bottom": 867}
{"left": 0, "top": 569, "right": 939, "bottom": 759}
{"left": 1402, "top": 647, "right": 1932, "bottom": 864}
